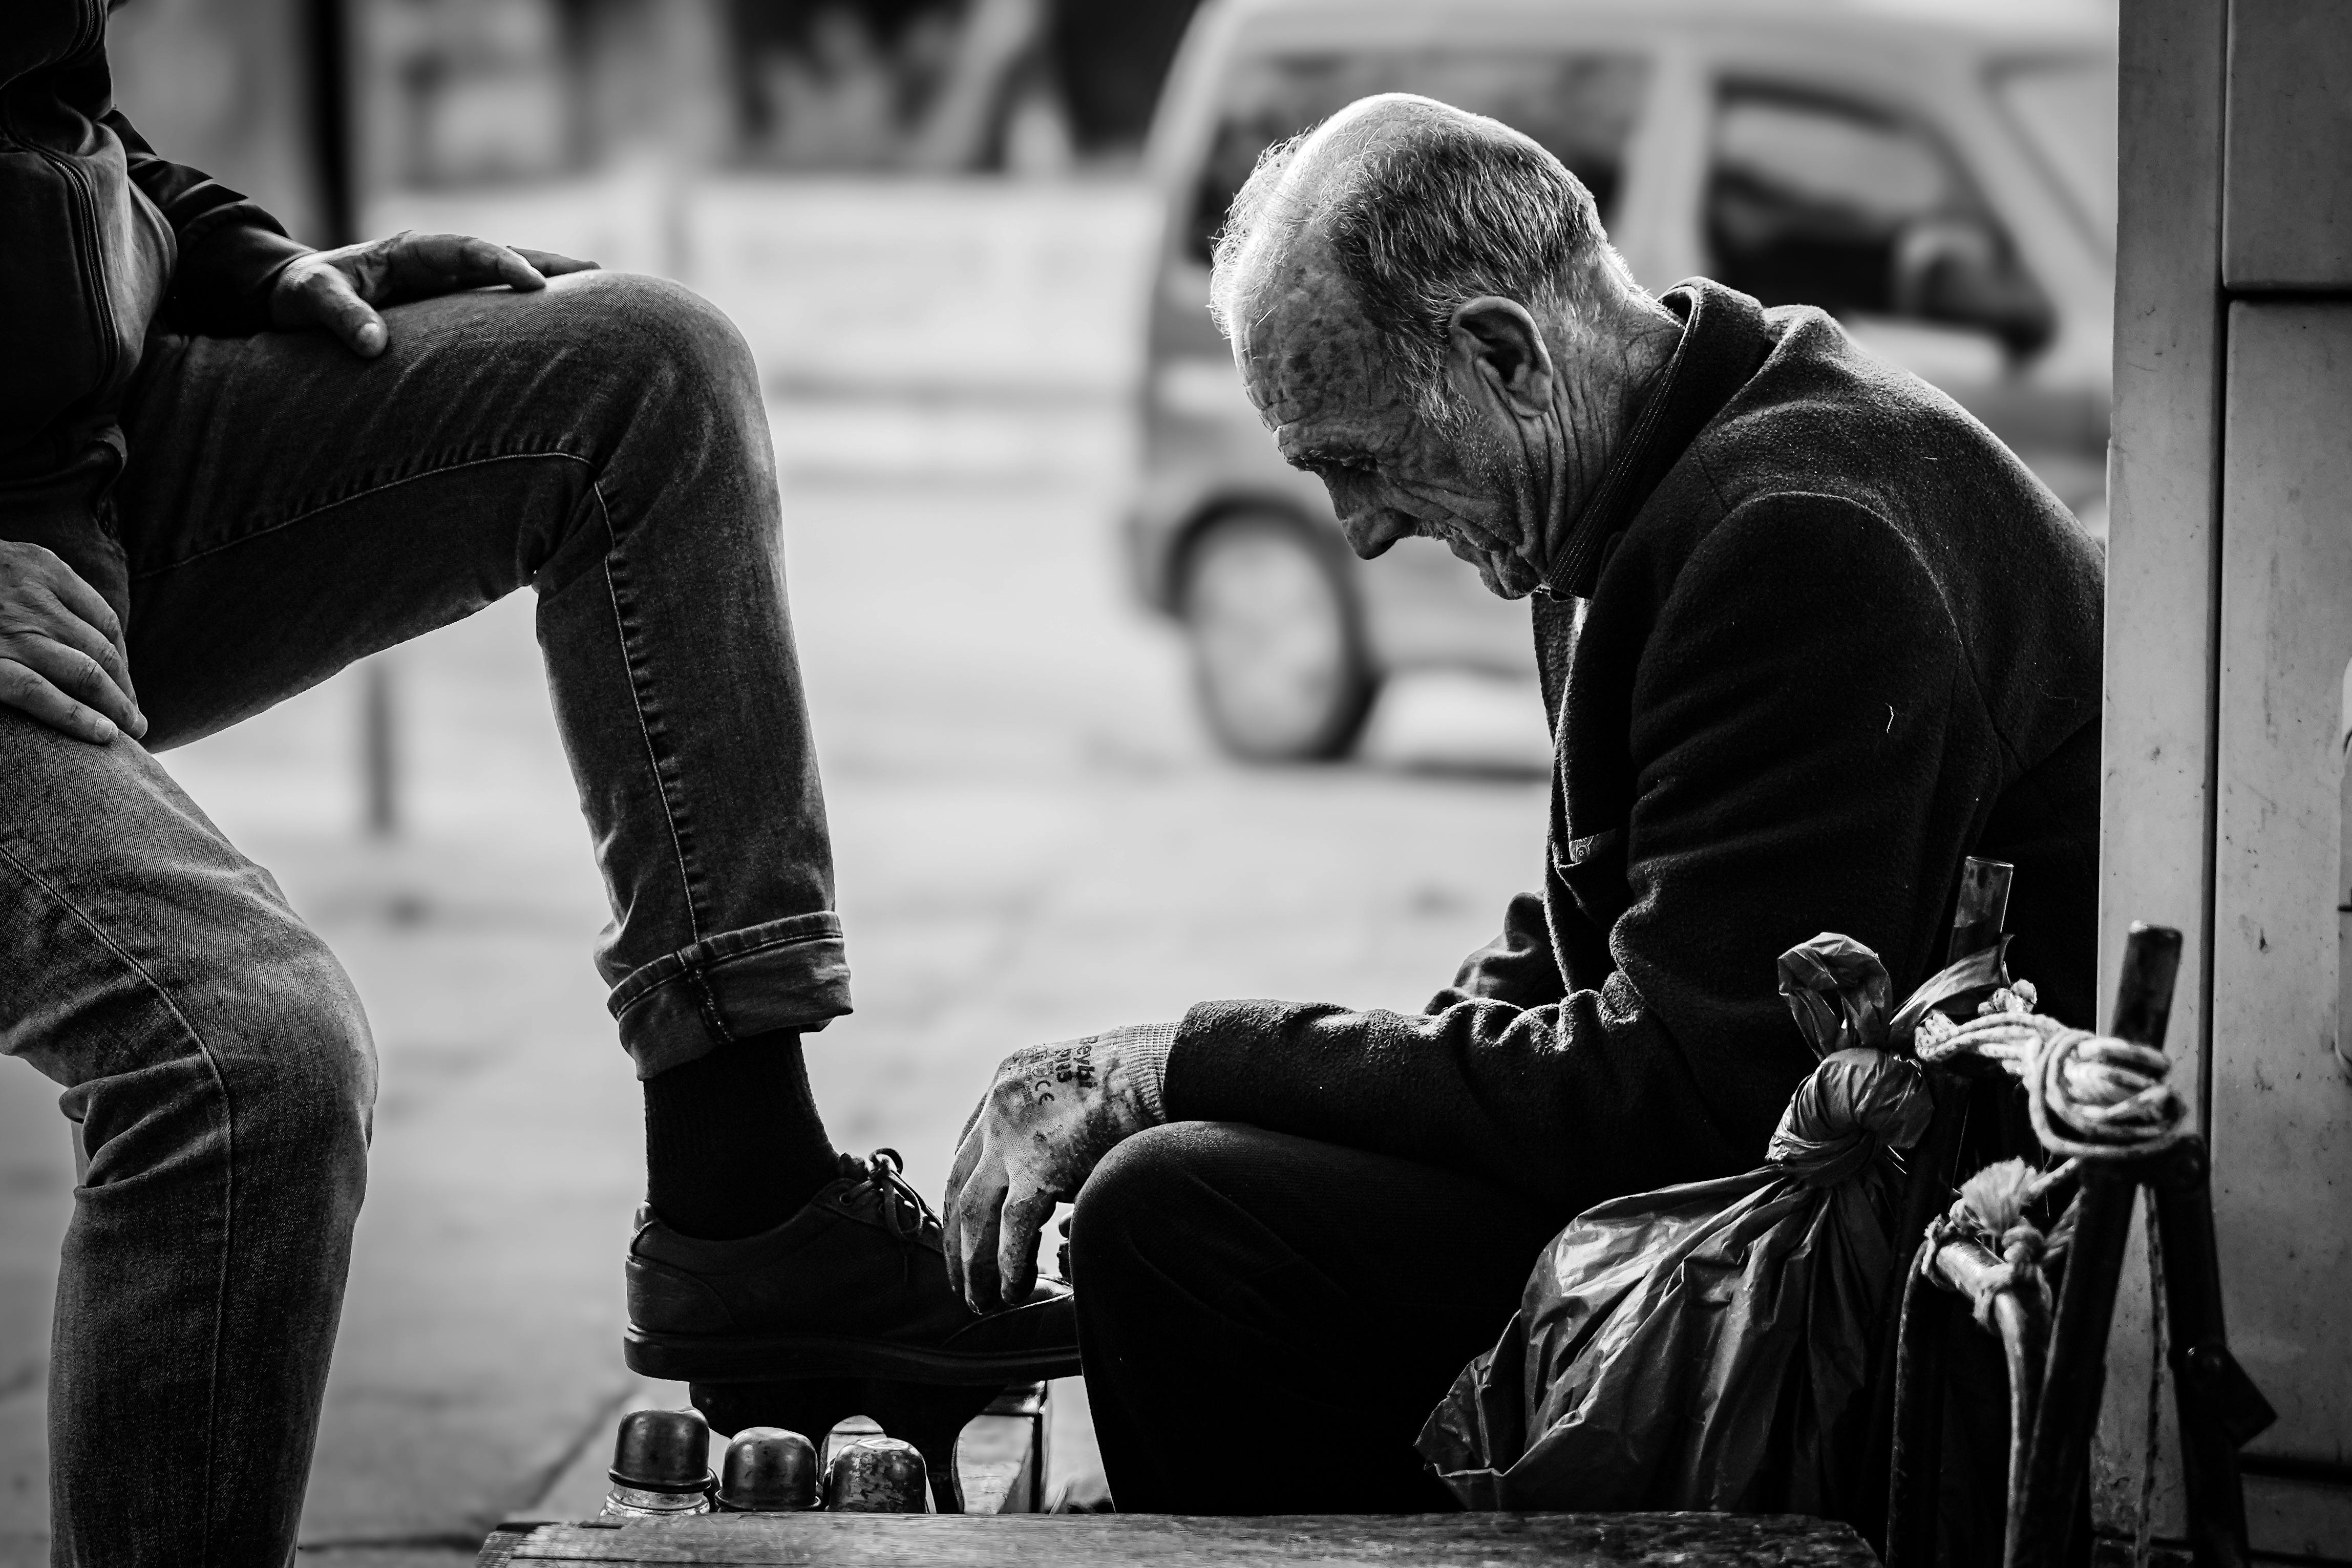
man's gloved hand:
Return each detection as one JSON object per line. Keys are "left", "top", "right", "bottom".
{"left": 944, "top": 1023, "right": 1173, "bottom": 1311}
{"left": 0, "top": 542, "right": 142, "bottom": 745}
{"left": 270, "top": 231, "right": 600, "bottom": 358}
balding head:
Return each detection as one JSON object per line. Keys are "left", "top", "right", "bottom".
{"left": 1204, "top": 94, "right": 1682, "bottom": 601}
{"left": 1210, "top": 94, "right": 1631, "bottom": 429}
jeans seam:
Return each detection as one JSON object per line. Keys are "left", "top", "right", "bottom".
{"left": 681, "top": 966, "right": 735, "bottom": 1046}
{"left": 608, "top": 919, "right": 845, "bottom": 1020}
{"left": 128, "top": 448, "right": 595, "bottom": 581}
{"left": 0, "top": 838, "right": 236, "bottom": 1558}
{"left": 596, "top": 478, "right": 703, "bottom": 943}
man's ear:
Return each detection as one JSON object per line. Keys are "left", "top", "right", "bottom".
{"left": 1447, "top": 296, "right": 1555, "bottom": 417}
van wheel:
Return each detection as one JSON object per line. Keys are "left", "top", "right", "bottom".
{"left": 1180, "top": 512, "right": 1378, "bottom": 761}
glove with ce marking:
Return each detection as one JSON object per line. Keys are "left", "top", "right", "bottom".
{"left": 942, "top": 1022, "right": 1174, "bottom": 1311}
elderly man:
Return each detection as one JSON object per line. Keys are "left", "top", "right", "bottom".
{"left": 944, "top": 94, "right": 2102, "bottom": 1512}
{"left": 4, "top": 9, "right": 1072, "bottom": 1562}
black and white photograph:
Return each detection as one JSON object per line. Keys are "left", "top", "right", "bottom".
{"left": 0, "top": 0, "right": 2343, "bottom": 1563}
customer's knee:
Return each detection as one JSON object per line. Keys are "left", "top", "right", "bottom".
{"left": 188, "top": 924, "right": 377, "bottom": 1206}
{"left": 245, "top": 936, "right": 375, "bottom": 1158}
{"left": 74, "top": 920, "right": 374, "bottom": 1228}
{"left": 558, "top": 271, "right": 760, "bottom": 413}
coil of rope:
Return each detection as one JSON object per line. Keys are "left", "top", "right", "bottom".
{"left": 1911, "top": 980, "right": 2190, "bottom": 1326}
{"left": 1915, "top": 985, "right": 2191, "bottom": 1162}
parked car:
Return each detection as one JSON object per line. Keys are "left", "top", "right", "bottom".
{"left": 1129, "top": 0, "right": 2117, "bottom": 760}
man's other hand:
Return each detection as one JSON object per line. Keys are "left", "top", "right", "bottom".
{"left": 0, "top": 543, "right": 142, "bottom": 745}
{"left": 269, "top": 232, "right": 600, "bottom": 358}
{"left": 944, "top": 1026, "right": 1169, "bottom": 1311}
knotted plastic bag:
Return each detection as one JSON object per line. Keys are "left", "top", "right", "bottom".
{"left": 1414, "top": 934, "right": 1999, "bottom": 1516}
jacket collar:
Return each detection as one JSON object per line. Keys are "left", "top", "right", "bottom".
{"left": 1538, "top": 279, "right": 1776, "bottom": 600}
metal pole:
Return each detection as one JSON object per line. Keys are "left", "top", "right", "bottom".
{"left": 1948, "top": 858, "right": 2016, "bottom": 965}
{"left": 361, "top": 656, "right": 398, "bottom": 837}
{"left": 304, "top": 0, "right": 354, "bottom": 243}
{"left": 303, "top": 0, "right": 399, "bottom": 837}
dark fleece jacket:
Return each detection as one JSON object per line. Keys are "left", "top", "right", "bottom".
{"left": 4, "top": 0, "right": 311, "bottom": 621}
{"left": 1166, "top": 279, "right": 2105, "bottom": 1218}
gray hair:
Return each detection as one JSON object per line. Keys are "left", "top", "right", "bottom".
{"left": 1209, "top": 96, "right": 1624, "bottom": 429}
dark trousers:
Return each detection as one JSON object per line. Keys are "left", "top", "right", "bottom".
{"left": 1069, "top": 1121, "right": 1565, "bottom": 1514}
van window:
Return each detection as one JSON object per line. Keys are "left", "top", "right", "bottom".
{"left": 1704, "top": 84, "right": 2053, "bottom": 350}
{"left": 1188, "top": 52, "right": 1650, "bottom": 264}
{"left": 1993, "top": 58, "right": 2117, "bottom": 256}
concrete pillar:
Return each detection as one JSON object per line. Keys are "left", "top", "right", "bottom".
{"left": 2103, "top": 0, "right": 2352, "bottom": 1556}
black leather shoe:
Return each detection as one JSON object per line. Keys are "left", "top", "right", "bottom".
{"left": 624, "top": 1148, "right": 1079, "bottom": 1385}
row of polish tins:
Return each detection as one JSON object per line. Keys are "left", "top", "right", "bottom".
{"left": 603, "top": 1407, "right": 929, "bottom": 1515}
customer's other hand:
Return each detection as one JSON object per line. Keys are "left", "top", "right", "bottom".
{"left": 269, "top": 232, "right": 600, "bottom": 358}
{"left": 0, "top": 542, "right": 141, "bottom": 745}
{"left": 944, "top": 1028, "right": 1163, "bottom": 1311}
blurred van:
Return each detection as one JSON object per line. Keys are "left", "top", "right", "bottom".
{"left": 1129, "top": 0, "right": 2117, "bottom": 759}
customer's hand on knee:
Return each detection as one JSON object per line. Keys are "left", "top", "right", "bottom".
{"left": 943, "top": 1025, "right": 1171, "bottom": 1311}
{"left": 269, "top": 232, "right": 600, "bottom": 358}
{"left": 0, "top": 543, "right": 143, "bottom": 744}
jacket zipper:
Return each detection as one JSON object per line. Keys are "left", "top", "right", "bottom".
{"left": 34, "top": 144, "right": 122, "bottom": 397}
{"left": 16, "top": 0, "right": 128, "bottom": 400}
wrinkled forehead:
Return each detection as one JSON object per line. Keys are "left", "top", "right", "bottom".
{"left": 1235, "top": 257, "right": 1396, "bottom": 436}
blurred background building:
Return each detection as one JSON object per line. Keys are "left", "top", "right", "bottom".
{"left": 355, "top": 0, "right": 1204, "bottom": 184}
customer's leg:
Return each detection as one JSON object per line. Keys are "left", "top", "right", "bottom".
{"left": 115, "top": 273, "right": 843, "bottom": 1233}
{"left": 0, "top": 712, "right": 374, "bottom": 1566}
{"left": 1070, "top": 1121, "right": 1562, "bottom": 1514}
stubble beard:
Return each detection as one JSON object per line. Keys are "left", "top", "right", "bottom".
{"left": 1443, "top": 419, "right": 1546, "bottom": 601}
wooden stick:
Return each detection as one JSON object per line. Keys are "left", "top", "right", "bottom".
{"left": 2015, "top": 923, "right": 2181, "bottom": 1568}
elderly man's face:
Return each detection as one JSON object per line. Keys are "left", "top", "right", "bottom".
{"left": 1239, "top": 252, "right": 1545, "bottom": 599}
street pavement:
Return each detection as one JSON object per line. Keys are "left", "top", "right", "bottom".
{"left": 0, "top": 442, "right": 1550, "bottom": 1561}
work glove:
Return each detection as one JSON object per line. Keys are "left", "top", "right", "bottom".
{"left": 943, "top": 1022, "right": 1173, "bottom": 1312}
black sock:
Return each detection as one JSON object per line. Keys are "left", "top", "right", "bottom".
{"left": 644, "top": 1030, "right": 839, "bottom": 1240}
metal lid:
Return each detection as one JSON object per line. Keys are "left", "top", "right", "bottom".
{"left": 716, "top": 1427, "right": 820, "bottom": 1512}
{"left": 607, "top": 1408, "right": 714, "bottom": 1494}
{"left": 824, "top": 1435, "right": 929, "bottom": 1513}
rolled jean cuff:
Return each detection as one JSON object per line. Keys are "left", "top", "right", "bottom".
{"left": 609, "top": 912, "right": 852, "bottom": 1077}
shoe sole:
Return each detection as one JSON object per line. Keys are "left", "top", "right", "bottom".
{"left": 623, "top": 1327, "right": 1081, "bottom": 1385}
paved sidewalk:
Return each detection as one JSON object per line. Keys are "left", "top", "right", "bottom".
{"left": 0, "top": 463, "right": 1549, "bottom": 1564}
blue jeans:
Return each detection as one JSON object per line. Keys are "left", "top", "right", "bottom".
{"left": 0, "top": 272, "right": 851, "bottom": 1565}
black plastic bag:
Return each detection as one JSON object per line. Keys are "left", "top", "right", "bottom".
{"left": 1414, "top": 935, "right": 2000, "bottom": 1515}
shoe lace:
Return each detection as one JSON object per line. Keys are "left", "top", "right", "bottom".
{"left": 845, "top": 1148, "right": 938, "bottom": 1242}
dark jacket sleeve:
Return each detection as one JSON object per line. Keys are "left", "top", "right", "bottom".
{"left": 103, "top": 111, "right": 310, "bottom": 335}
{"left": 1425, "top": 889, "right": 1566, "bottom": 1014}
{"left": 1165, "top": 495, "right": 1982, "bottom": 1214}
